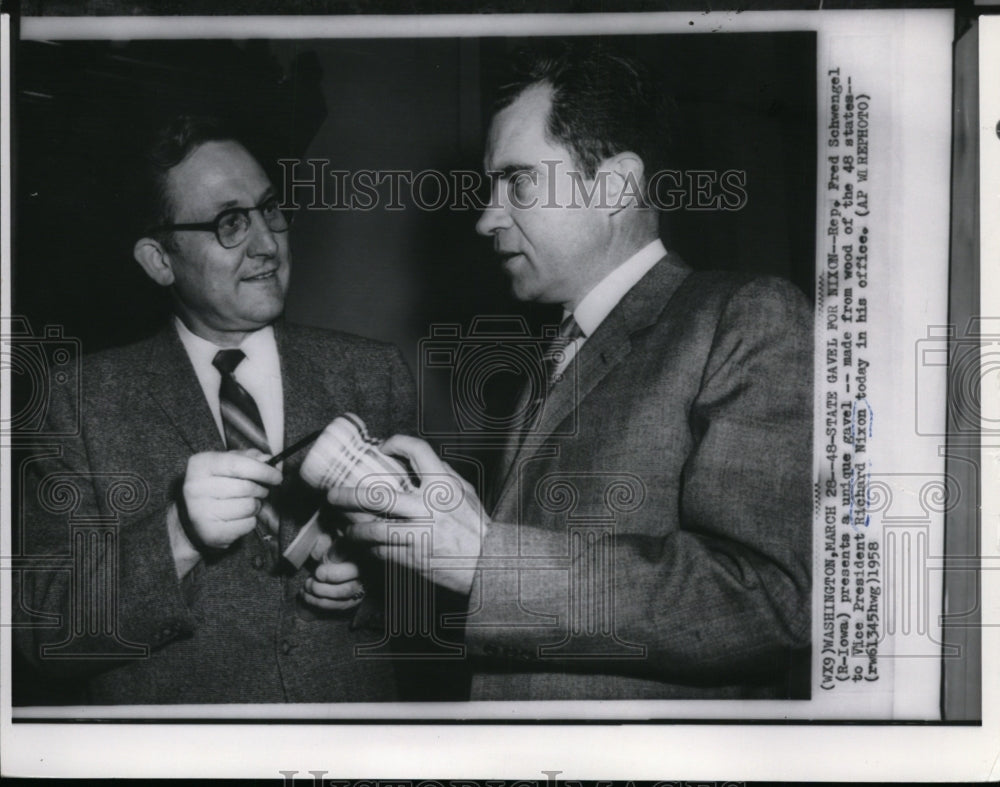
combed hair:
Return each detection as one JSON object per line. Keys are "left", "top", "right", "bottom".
{"left": 495, "top": 44, "right": 672, "bottom": 185}
{"left": 134, "top": 114, "right": 237, "bottom": 239}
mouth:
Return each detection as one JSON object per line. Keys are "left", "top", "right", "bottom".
{"left": 497, "top": 250, "right": 524, "bottom": 265}
{"left": 241, "top": 269, "right": 278, "bottom": 282}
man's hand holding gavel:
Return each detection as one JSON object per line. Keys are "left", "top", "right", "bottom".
{"left": 296, "top": 416, "right": 490, "bottom": 597}
{"left": 166, "top": 446, "right": 366, "bottom": 612}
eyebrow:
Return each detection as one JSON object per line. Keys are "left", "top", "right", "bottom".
{"left": 491, "top": 164, "right": 536, "bottom": 180}
{"left": 212, "top": 199, "right": 241, "bottom": 213}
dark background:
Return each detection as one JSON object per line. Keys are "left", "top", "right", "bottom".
{"left": 13, "top": 32, "right": 816, "bottom": 434}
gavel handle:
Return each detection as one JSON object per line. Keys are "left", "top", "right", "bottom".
{"left": 282, "top": 510, "right": 323, "bottom": 570}
{"left": 266, "top": 429, "right": 323, "bottom": 467}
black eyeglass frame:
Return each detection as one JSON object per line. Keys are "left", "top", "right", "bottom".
{"left": 146, "top": 197, "right": 294, "bottom": 249}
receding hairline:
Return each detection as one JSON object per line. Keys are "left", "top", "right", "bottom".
{"left": 487, "top": 80, "right": 589, "bottom": 169}
{"left": 160, "top": 138, "right": 265, "bottom": 224}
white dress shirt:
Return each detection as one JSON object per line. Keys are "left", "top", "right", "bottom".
{"left": 174, "top": 318, "right": 284, "bottom": 454}
{"left": 553, "top": 238, "right": 668, "bottom": 375}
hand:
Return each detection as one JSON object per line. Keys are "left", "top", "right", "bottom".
{"left": 180, "top": 450, "right": 282, "bottom": 551}
{"left": 329, "top": 435, "right": 489, "bottom": 594}
{"left": 300, "top": 533, "right": 367, "bottom": 612}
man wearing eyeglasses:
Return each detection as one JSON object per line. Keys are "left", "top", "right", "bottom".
{"left": 14, "top": 116, "right": 415, "bottom": 704}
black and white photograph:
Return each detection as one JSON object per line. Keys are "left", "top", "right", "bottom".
{"left": 0, "top": 2, "right": 994, "bottom": 781}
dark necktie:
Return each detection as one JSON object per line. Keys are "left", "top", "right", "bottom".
{"left": 213, "top": 349, "right": 279, "bottom": 538}
{"left": 489, "top": 314, "right": 585, "bottom": 509}
{"left": 515, "top": 314, "right": 584, "bottom": 437}
{"left": 542, "top": 313, "right": 584, "bottom": 387}
{"left": 525, "top": 312, "right": 583, "bottom": 429}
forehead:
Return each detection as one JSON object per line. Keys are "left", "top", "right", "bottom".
{"left": 484, "top": 83, "right": 573, "bottom": 169}
{"left": 165, "top": 140, "right": 271, "bottom": 220}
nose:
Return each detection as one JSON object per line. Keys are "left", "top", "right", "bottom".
{"left": 246, "top": 210, "right": 279, "bottom": 257}
{"left": 475, "top": 180, "right": 512, "bottom": 237}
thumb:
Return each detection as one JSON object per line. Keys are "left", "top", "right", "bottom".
{"left": 309, "top": 531, "right": 334, "bottom": 562}
{"left": 322, "top": 537, "right": 352, "bottom": 564}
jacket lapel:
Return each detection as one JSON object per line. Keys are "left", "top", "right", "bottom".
{"left": 143, "top": 325, "right": 223, "bottom": 455}
{"left": 273, "top": 322, "right": 351, "bottom": 552}
{"left": 144, "top": 322, "right": 346, "bottom": 553}
{"left": 275, "top": 322, "right": 346, "bottom": 455}
{"left": 492, "top": 254, "right": 692, "bottom": 513}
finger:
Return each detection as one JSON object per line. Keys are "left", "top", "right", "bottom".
{"left": 202, "top": 516, "right": 257, "bottom": 544}
{"left": 344, "top": 520, "right": 427, "bottom": 549}
{"left": 344, "top": 510, "right": 379, "bottom": 525}
{"left": 300, "top": 590, "right": 365, "bottom": 611}
{"left": 314, "top": 557, "right": 360, "bottom": 584}
{"left": 342, "top": 520, "right": 389, "bottom": 545}
{"left": 379, "top": 434, "right": 446, "bottom": 478}
{"left": 324, "top": 484, "right": 409, "bottom": 515}
{"left": 230, "top": 516, "right": 259, "bottom": 534}
{"left": 325, "top": 485, "right": 368, "bottom": 511}
{"left": 328, "top": 484, "right": 428, "bottom": 520}
{"left": 309, "top": 531, "right": 334, "bottom": 563}
{"left": 371, "top": 542, "right": 421, "bottom": 570}
{"left": 184, "top": 478, "right": 270, "bottom": 505}
{"left": 305, "top": 576, "right": 364, "bottom": 600}
{"left": 209, "top": 452, "right": 283, "bottom": 486}
{"left": 212, "top": 496, "right": 262, "bottom": 521}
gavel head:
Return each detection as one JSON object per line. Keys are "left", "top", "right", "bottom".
{"left": 299, "top": 413, "right": 414, "bottom": 493}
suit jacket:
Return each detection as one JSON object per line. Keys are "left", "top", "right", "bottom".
{"left": 464, "top": 254, "right": 813, "bottom": 700}
{"left": 13, "top": 320, "right": 415, "bottom": 704}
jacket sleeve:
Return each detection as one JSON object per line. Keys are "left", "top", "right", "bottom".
{"left": 387, "top": 346, "right": 418, "bottom": 437}
{"left": 464, "top": 277, "right": 813, "bottom": 684}
{"left": 12, "top": 374, "right": 198, "bottom": 683}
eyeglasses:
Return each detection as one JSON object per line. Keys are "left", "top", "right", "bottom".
{"left": 148, "top": 196, "right": 292, "bottom": 249}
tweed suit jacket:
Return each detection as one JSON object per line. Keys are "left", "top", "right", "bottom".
{"left": 14, "top": 320, "right": 415, "bottom": 704}
{"left": 465, "top": 254, "right": 813, "bottom": 700}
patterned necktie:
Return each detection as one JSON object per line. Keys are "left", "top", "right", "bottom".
{"left": 542, "top": 313, "right": 584, "bottom": 386}
{"left": 213, "top": 349, "right": 279, "bottom": 538}
{"left": 514, "top": 315, "right": 584, "bottom": 436}
{"left": 522, "top": 313, "right": 584, "bottom": 425}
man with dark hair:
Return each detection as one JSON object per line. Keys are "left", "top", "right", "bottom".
{"left": 14, "top": 115, "right": 414, "bottom": 704}
{"left": 493, "top": 46, "right": 671, "bottom": 194}
{"left": 134, "top": 115, "right": 237, "bottom": 248}
{"left": 333, "top": 46, "right": 813, "bottom": 700}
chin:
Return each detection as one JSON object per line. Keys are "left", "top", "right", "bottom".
{"left": 241, "top": 301, "right": 285, "bottom": 328}
{"left": 509, "top": 278, "right": 538, "bottom": 303}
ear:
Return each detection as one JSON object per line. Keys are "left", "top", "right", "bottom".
{"left": 604, "top": 152, "right": 646, "bottom": 214}
{"left": 133, "top": 237, "right": 176, "bottom": 287}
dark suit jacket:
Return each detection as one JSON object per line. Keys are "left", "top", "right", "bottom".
{"left": 464, "top": 254, "right": 813, "bottom": 700}
{"left": 13, "top": 321, "right": 415, "bottom": 704}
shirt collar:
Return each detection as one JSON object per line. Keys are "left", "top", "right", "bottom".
{"left": 570, "top": 238, "right": 667, "bottom": 337}
{"left": 173, "top": 317, "right": 276, "bottom": 372}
